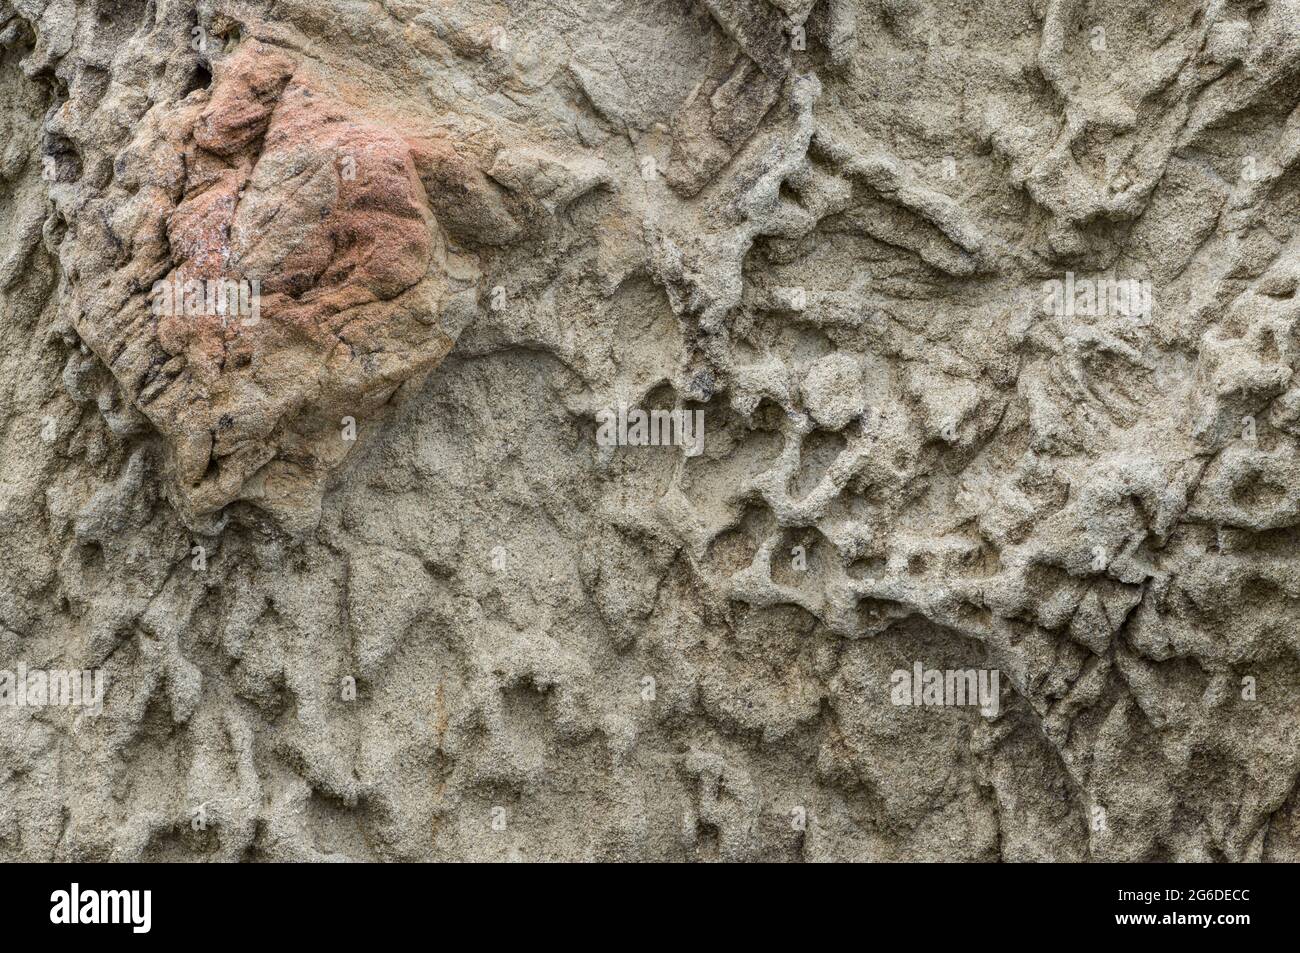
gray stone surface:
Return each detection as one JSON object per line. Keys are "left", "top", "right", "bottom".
{"left": 1, "top": 0, "right": 1299, "bottom": 861}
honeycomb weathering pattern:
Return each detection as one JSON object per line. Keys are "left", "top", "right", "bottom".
{"left": 1, "top": 0, "right": 1299, "bottom": 861}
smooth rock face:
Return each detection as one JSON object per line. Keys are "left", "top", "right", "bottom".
{"left": 1, "top": 0, "right": 1299, "bottom": 862}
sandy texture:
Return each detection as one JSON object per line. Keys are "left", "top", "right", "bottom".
{"left": 2, "top": 0, "right": 1300, "bottom": 861}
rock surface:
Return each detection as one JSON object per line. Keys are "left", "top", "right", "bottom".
{"left": 1, "top": 0, "right": 1299, "bottom": 861}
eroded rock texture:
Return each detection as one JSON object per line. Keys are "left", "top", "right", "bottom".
{"left": 2, "top": 0, "right": 1300, "bottom": 861}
